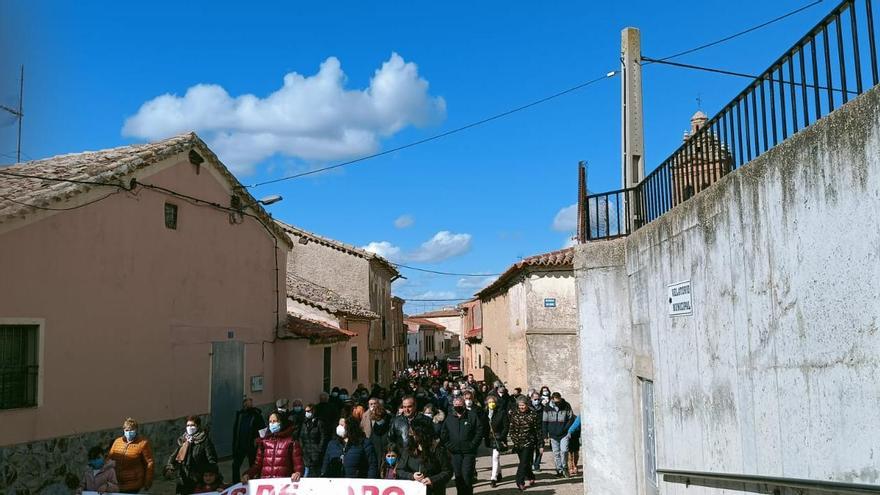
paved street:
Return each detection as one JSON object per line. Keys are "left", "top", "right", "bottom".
{"left": 151, "top": 448, "right": 583, "bottom": 495}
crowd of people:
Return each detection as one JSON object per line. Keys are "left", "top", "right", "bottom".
{"left": 77, "top": 365, "right": 581, "bottom": 495}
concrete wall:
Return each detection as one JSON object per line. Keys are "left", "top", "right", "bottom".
{"left": 288, "top": 238, "right": 370, "bottom": 306}
{"left": 577, "top": 86, "right": 880, "bottom": 494}
{"left": 0, "top": 156, "right": 284, "bottom": 447}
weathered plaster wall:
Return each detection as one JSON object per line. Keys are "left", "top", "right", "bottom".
{"left": 577, "top": 86, "right": 880, "bottom": 494}
{"left": 287, "top": 240, "right": 370, "bottom": 306}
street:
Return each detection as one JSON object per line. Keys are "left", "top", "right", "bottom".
{"left": 151, "top": 449, "right": 583, "bottom": 495}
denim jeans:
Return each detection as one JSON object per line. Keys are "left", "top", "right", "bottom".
{"left": 550, "top": 436, "right": 570, "bottom": 473}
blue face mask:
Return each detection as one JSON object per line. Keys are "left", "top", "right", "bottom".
{"left": 124, "top": 430, "right": 136, "bottom": 442}
{"left": 89, "top": 458, "right": 105, "bottom": 470}
{"left": 269, "top": 423, "right": 281, "bottom": 434}
{"left": 293, "top": 406, "right": 303, "bottom": 413}
{"left": 386, "top": 457, "right": 398, "bottom": 466}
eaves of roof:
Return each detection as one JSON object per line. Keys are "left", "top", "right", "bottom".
{"left": 475, "top": 247, "right": 574, "bottom": 300}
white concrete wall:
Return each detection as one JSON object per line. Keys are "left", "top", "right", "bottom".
{"left": 577, "top": 86, "right": 880, "bottom": 493}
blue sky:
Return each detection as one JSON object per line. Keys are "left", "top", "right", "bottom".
{"left": 0, "top": 1, "right": 833, "bottom": 310}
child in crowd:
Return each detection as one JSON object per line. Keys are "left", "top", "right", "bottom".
{"left": 381, "top": 444, "right": 400, "bottom": 480}
{"left": 193, "top": 464, "right": 226, "bottom": 493}
{"left": 78, "top": 445, "right": 118, "bottom": 494}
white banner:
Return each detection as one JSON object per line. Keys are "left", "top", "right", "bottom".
{"left": 84, "top": 478, "right": 427, "bottom": 495}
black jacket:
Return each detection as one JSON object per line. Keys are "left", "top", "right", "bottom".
{"left": 396, "top": 442, "right": 452, "bottom": 495}
{"left": 388, "top": 414, "right": 417, "bottom": 449}
{"left": 440, "top": 409, "right": 484, "bottom": 455}
{"left": 320, "top": 438, "right": 378, "bottom": 478}
{"left": 233, "top": 407, "right": 265, "bottom": 453}
{"left": 300, "top": 417, "right": 326, "bottom": 466}
{"left": 484, "top": 408, "right": 509, "bottom": 449}
{"left": 165, "top": 430, "right": 218, "bottom": 488}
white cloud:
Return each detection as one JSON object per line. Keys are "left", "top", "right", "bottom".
{"left": 408, "top": 231, "right": 472, "bottom": 263}
{"left": 394, "top": 214, "right": 415, "bottom": 229}
{"left": 562, "top": 237, "right": 577, "bottom": 249}
{"left": 122, "top": 53, "right": 446, "bottom": 174}
{"left": 552, "top": 203, "right": 578, "bottom": 232}
{"left": 405, "top": 290, "right": 458, "bottom": 300}
{"left": 362, "top": 241, "right": 402, "bottom": 261}
{"left": 362, "top": 230, "right": 471, "bottom": 264}
{"left": 456, "top": 275, "right": 498, "bottom": 290}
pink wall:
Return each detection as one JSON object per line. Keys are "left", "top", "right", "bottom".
{"left": 273, "top": 320, "right": 370, "bottom": 404}
{"left": 0, "top": 155, "right": 286, "bottom": 446}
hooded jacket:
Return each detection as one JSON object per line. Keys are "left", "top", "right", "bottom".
{"left": 248, "top": 427, "right": 305, "bottom": 479}
{"left": 79, "top": 460, "right": 119, "bottom": 493}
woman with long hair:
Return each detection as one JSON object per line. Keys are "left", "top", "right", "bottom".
{"left": 396, "top": 416, "right": 452, "bottom": 495}
{"left": 320, "top": 417, "right": 378, "bottom": 478}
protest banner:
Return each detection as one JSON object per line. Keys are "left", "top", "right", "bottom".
{"left": 86, "top": 478, "right": 427, "bottom": 495}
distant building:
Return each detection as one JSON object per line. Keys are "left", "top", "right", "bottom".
{"left": 404, "top": 317, "right": 446, "bottom": 363}
{"left": 672, "top": 111, "right": 733, "bottom": 205}
{"left": 460, "top": 299, "right": 484, "bottom": 381}
{"left": 476, "top": 247, "right": 581, "bottom": 409}
{"left": 408, "top": 308, "right": 462, "bottom": 358}
{"left": 277, "top": 222, "right": 403, "bottom": 385}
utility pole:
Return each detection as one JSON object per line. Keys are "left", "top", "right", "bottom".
{"left": 1, "top": 65, "right": 24, "bottom": 163}
{"left": 621, "top": 28, "right": 645, "bottom": 232}
{"left": 17, "top": 65, "right": 23, "bottom": 163}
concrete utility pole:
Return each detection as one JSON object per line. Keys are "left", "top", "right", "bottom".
{"left": 621, "top": 28, "right": 645, "bottom": 232}
{"left": 577, "top": 161, "right": 587, "bottom": 243}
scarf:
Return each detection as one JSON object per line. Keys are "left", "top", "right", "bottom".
{"left": 175, "top": 440, "right": 190, "bottom": 463}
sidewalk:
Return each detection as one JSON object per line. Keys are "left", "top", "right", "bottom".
{"left": 150, "top": 449, "right": 583, "bottom": 495}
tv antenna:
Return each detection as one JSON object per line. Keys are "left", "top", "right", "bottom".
{"left": 0, "top": 65, "right": 24, "bottom": 162}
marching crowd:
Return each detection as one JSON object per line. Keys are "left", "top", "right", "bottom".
{"left": 78, "top": 366, "right": 581, "bottom": 495}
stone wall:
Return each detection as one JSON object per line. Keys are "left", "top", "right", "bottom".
{"left": 576, "top": 85, "right": 880, "bottom": 494}
{"left": 0, "top": 405, "right": 275, "bottom": 495}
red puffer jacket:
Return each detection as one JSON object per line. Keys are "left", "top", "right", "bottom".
{"left": 248, "top": 427, "right": 305, "bottom": 479}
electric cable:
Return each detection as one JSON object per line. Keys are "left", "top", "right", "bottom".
{"left": 640, "top": 56, "right": 859, "bottom": 95}
{"left": 646, "top": 0, "right": 825, "bottom": 63}
{"left": 0, "top": 190, "right": 123, "bottom": 211}
{"left": 246, "top": 71, "right": 618, "bottom": 188}
{"left": 392, "top": 263, "right": 501, "bottom": 277}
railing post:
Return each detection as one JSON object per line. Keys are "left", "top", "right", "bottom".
{"left": 621, "top": 27, "right": 646, "bottom": 233}
{"left": 577, "top": 161, "right": 588, "bottom": 243}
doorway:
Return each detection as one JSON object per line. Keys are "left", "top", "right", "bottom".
{"left": 211, "top": 341, "right": 244, "bottom": 457}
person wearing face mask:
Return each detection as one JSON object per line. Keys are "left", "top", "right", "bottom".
{"left": 528, "top": 393, "right": 545, "bottom": 472}
{"left": 164, "top": 416, "right": 218, "bottom": 494}
{"left": 232, "top": 397, "right": 265, "bottom": 483}
{"left": 320, "top": 417, "right": 378, "bottom": 478}
{"left": 543, "top": 392, "right": 575, "bottom": 478}
{"left": 108, "top": 417, "right": 154, "bottom": 493}
{"left": 440, "top": 396, "right": 484, "bottom": 495}
{"left": 300, "top": 404, "right": 326, "bottom": 477}
{"left": 483, "top": 395, "right": 509, "bottom": 488}
{"left": 289, "top": 398, "right": 306, "bottom": 439}
{"left": 509, "top": 397, "right": 540, "bottom": 491}
{"left": 78, "top": 445, "right": 118, "bottom": 494}
{"left": 397, "top": 416, "right": 452, "bottom": 495}
{"left": 243, "top": 412, "right": 304, "bottom": 482}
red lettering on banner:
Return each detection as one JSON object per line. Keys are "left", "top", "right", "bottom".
{"left": 382, "top": 487, "right": 405, "bottom": 495}
{"left": 221, "top": 487, "right": 247, "bottom": 495}
{"left": 278, "top": 484, "right": 299, "bottom": 495}
{"left": 255, "top": 485, "right": 276, "bottom": 495}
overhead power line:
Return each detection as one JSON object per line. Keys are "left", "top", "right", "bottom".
{"left": 392, "top": 263, "right": 502, "bottom": 277}
{"left": 246, "top": 71, "right": 618, "bottom": 188}
{"left": 646, "top": 0, "right": 824, "bottom": 63}
{"left": 640, "top": 56, "right": 859, "bottom": 95}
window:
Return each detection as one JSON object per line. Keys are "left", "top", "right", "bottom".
{"left": 164, "top": 203, "right": 178, "bottom": 229}
{"left": 351, "top": 346, "right": 358, "bottom": 381}
{"left": 0, "top": 325, "right": 39, "bottom": 410}
{"left": 322, "top": 347, "right": 332, "bottom": 392}
{"left": 381, "top": 317, "right": 386, "bottom": 340}
{"left": 374, "top": 360, "right": 380, "bottom": 384}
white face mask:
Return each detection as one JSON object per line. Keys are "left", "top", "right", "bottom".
{"left": 305, "top": 412, "right": 314, "bottom": 419}
{"left": 465, "top": 399, "right": 473, "bottom": 407}
{"left": 336, "top": 425, "right": 347, "bottom": 438}
{"left": 186, "top": 426, "right": 197, "bottom": 435}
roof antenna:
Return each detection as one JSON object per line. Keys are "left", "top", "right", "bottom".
{"left": 0, "top": 65, "right": 24, "bottom": 162}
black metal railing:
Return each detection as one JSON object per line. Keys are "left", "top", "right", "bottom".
{"left": 586, "top": 0, "right": 879, "bottom": 240}
{"left": 657, "top": 469, "right": 880, "bottom": 494}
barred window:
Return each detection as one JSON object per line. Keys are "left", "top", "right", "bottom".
{"left": 164, "top": 203, "right": 178, "bottom": 230}
{"left": 351, "top": 346, "right": 358, "bottom": 381}
{"left": 0, "top": 325, "right": 39, "bottom": 410}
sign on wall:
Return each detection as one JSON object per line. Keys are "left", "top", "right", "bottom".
{"left": 543, "top": 298, "right": 557, "bottom": 308}
{"left": 667, "top": 280, "right": 693, "bottom": 316}
{"left": 250, "top": 375, "right": 264, "bottom": 392}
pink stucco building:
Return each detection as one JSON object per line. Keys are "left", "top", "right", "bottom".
{"left": 0, "top": 133, "right": 380, "bottom": 493}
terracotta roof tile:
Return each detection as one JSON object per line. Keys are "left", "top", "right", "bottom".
{"left": 0, "top": 133, "right": 291, "bottom": 246}
{"left": 282, "top": 313, "right": 356, "bottom": 344}
{"left": 405, "top": 317, "right": 446, "bottom": 330}
{"left": 286, "top": 273, "right": 379, "bottom": 320}
{"left": 410, "top": 309, "right": 460, "bottom": 318}
{"left": 476, "top": 247, "right": 574, "bottom": 299}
